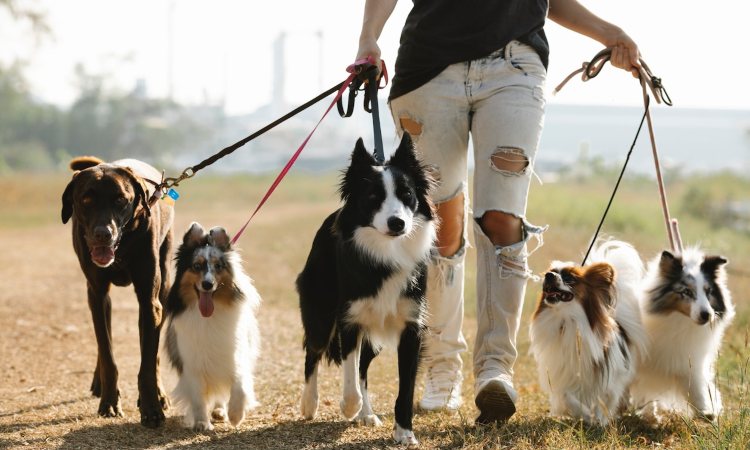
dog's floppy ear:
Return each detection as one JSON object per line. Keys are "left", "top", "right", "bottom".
{"left": 701, "top": 255, "right": 728, "bottom": 275}
{"left": 208, "top": 227, "right": 231, "bottom": 251}
{"left": 61, "top": 173, "right": 79, "bottom": 224}
{"left": 119, "top": 167, "right": 151, "bottom": 219}
{"left": 184, "top": 222, "right": 207, "bottom": 246}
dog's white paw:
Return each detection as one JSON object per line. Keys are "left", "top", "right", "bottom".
{"left": 301, "top": 389, "right": 319, "bottom": 419}
{"left": 193, "top": 420, "right": 214, "bottom": 432}
{"left": 356, "top": 412, "right": 383, "bottom": 427}
{"left": 340, "top": 394, "right": 363, "bottom": 420}
{"left": 228, "top": 406, "right": 246, "bottom": 427}
{"left": 211, "top": 407, "right": 228, "bottom": 423}
{"left": 393, "top": 424, "right": 419, "bottom": 447}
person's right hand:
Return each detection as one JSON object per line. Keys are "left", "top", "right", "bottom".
{"left": 356, "top": 37, "right": 383, "bottom": 78}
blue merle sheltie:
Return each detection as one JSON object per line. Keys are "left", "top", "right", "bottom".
{"left": 164, "top": 223, "right": 260, "bottom": 431}
{"left": 297, "top": 133, "right": 436, "bottom": 447}
{"left": 631, "top": 247, "right": 734, "bottom": 423}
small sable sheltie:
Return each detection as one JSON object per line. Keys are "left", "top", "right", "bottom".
{"left": 164, "top": 223, "right": 260, "bottom": 430}
{"left": 297, "top": 133, "right": 435, "bottom": 447}
{"left": 530, "top": 241, "right": 648, "bottom": 425}
{"left": 631, "top": 247, "right": 733, "bottom": 422}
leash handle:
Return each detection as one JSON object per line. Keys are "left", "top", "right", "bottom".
{"left": 338, "top": 56, "right": 389, "bottom": 163}
{"left": 555, "top": 48, "right": 682, "bottom": 258}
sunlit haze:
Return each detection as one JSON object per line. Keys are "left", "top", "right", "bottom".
{"left": 2, "top": 0, "right": 749, "bottom": 115}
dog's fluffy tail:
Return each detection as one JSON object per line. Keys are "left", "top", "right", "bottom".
{"left": 589, "top": 239, "right": 649, "bottom": 360}
{"left": 70, "top": 156, "right": 105, "bottom": 171}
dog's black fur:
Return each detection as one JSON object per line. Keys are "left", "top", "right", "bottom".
{"left": 297, "top": 134, "right": 435, "bottom": 443}
{"left": 61, "top": 156, "right": 173, "bottom": 428}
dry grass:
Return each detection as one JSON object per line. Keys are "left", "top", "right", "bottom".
{"left": 0, "top": 171, "right": 748, "bottom": 449}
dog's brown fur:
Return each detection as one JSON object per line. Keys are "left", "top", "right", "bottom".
{"left": 61, "top": 156, "right": 174, "bottom": 428}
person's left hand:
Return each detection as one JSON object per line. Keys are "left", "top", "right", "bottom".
{"left": 605, "top": 29, "right": 640, "bottom": 78}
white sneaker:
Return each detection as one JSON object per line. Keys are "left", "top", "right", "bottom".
{"left": 419, "top": 364, "right": 463, "bottom": 411}
{"left": 474, "top": 374, "right": 517, "bottom": 424}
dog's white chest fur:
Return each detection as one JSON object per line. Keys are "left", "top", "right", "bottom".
{"left": 345, "top": 218, "right": 434, "bottom": 349}
{"left": 172, "top": 300, "right": 257, "bottom": 390}
{"left": 346, "top": 270, "right": 422, "bottom": 349}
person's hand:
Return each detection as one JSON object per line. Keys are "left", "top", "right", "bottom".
{"left": 604, "top": 28, "right": 640, "bottom": 78}
{"left": 356, "top": 37, "right": 382, "bottom": 78}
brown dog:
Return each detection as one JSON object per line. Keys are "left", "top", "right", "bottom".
{"left": 61, "top": 156, "right": 174, "bottom": 427}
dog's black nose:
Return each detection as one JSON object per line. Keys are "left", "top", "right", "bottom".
{"left": 387, "top": 217, "right": 405, "bottom": 233}
{"left": 699, "top": 310, "right": 710, "bottom": 323}
{"left": 93, "top": 226, "right": 112, "bottom": 242}
{"left": 544, "top": 272, "right": 556, "bottom": 283}
{"left": 201, "top": 280, "right": 213, "bottom": 291}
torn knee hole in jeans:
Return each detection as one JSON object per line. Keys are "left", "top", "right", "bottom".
{"left": 490, "top": 147, "right": 529, "bottom": 175}
{"left": 492, "top": 217, "right": 548, "bottom": 280}
{"left": 399, "top": 117, "right": 423, "bottom": 137}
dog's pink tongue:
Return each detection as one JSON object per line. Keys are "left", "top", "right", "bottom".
{"left": 91, "top": 246, "right": 115, "bottom": 266}
{"left": 199, "top": 290, "right": 214, "bottom": 318}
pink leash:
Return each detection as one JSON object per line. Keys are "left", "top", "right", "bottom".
{"left": 230, "top": 57, "right": 385, "bottom": 245}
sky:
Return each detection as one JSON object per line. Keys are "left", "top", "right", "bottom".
{"left": 2, "top": 0, "right": 749, "bottom": 115}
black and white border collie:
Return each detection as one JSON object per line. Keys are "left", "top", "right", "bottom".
{"left": 631, "top": 247, "right": 733, "bottom": 422}
{"left": 164, "top": 223, "right": 261, "bottom": 430}
{"left": 297, "top": 133, "right": 435, "bottom": 447}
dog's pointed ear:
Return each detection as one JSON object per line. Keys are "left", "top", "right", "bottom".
{"left": 585, "top": 262, "right": 617, "bottom": 309}
{"left": 208, "top": 227, "right": 231, "bottom": 251}
{"left": 389, "top": 132, "right": 418, "bottom": 169}
{"left": 701, "top": 255, "right": 728, "bottom": 275}
{"left": 658, "top": 250, "right": 683, "bottom": 279}
{"left": 584, "top": 263, "right": 615, "bottom": 288}
{"left": 351, "top": 137, "right": 376, "bottom": 168}
{"left": 61, "top": 173, "right": 80, "bottom": 224}
{"left": 184, "top": 222, "right": 207, "bottom": 246}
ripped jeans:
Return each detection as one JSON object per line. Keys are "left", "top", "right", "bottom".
{"left": 389, "top": 40, "right": 547, "bottom": 391}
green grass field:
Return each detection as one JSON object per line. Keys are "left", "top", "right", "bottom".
{"left": 0, "top": 169, "right": 748, "bottom": 449}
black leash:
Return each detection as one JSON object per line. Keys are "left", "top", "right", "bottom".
{"left": 336, "top": 62, "right": 387, "bottom": 164}
{"left": 161, "top": 81, "right": 345, "bottom": 188}
{"left": 581, "top": 105, "right": 648, "bottom": 266}
{"left": 555, "top": 48, "right": 674, "bottom": 265}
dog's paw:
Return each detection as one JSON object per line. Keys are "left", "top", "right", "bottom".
{"left": 193, "top": 420, "right": 214, "bottom": 432}
{"left": 697, "top": 411, "right": 718, "bottom": 423}
{"left": 97, "top": 401, "right": 123, "bottom": 418}
{"left": 212, "top": 407, "right": 228, "bottom": 423}
{"left": 157, "top": 388, "right": 170, "bottom": 411}
{"left": 227, "top": 404, "right": 246, "bottom": 427}
{"left": 301, "top": 390, "right": 319, "bottom": 419}
{"left": 393, "top": 424, "right": 419, "bottom": 448}
{"left": 357, "top": 413, "right": 383, "bottom": 427}
{"left": 138, "top": 400, "right": 166, "bottom": 428}
{"left": 340, "top": 395, "right": 363, "bottom": 420}
{"left": 97, "top": 390, "right": 123, "bottom": 418}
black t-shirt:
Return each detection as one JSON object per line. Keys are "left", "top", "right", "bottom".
{"left": 390, "top": 0, "right": 549, "bottom": 100}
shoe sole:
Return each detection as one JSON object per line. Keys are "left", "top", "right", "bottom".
{"left": 474, "top": 380, "right": 515, "bottom": 425}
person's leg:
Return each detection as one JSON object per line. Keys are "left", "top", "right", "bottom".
{"left": 468, "top": 41, "right": 547, "bottom": 423}
{"left": 390, "top": 63, "right": 472, "bottom": 410}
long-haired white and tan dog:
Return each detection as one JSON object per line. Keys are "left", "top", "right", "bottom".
{"left": 164, "top": 223, "right": 261, "bottom": 430}
{"left": 530, "top": 241, "right": 648, "bottom": 425}
{"left": 631, "top": 247, "right": 733, "bottom": 422}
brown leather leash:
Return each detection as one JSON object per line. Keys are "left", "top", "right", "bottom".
{"left": 554, "top": 48, "right": 682, "bottom": 262}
